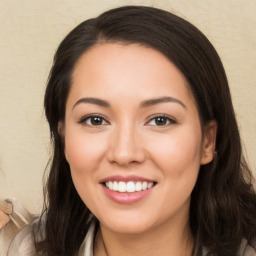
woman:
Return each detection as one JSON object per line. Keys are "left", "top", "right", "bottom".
{"left": 8, "top": 5, "right": 256, "bottom": 256}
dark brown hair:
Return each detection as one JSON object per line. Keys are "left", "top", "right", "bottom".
{"left": 39, "top": 5, "right": 256, "bottom": 256}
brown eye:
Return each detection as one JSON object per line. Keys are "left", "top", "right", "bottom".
{"left": 80, "top": 115, "right": 108, "bottom": 126}
{"left": 147, "top": 115, "right": 176, "bottom": 126}
{"left": 154, "top": 117, "right": 168, "bottom": 126}
{"left": 90, "top": 116, "right": 104, "bottom": 125}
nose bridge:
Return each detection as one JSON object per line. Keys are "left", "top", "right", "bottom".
{"left": 107, "top": 119, "right": 145, "bottom": 165}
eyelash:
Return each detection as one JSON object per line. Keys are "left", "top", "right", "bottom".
{"left": 78, "top": 114, "right": 176, "bottom": 127}
{"left": 146, "top": 114, "right": 176, "bottom": 126}
{"left": 78, "top": 114, "right": 109, "bottom": 126}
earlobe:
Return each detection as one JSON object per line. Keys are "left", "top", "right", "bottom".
{"left": 200, "top": 120, "right": 217, "bottom": 165}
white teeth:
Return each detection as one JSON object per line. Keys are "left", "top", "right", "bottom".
{"left": 113, "top": 181, "right": 118, "bottom": 191}
{"left": 105, "top": 181, "right": 155, "bottom": 193}
{"left": 135, "top": 182, "right": 142, "bottom": 191}
{"left": 119, "top": 182, "right": 126, "bottom": 192}
{"left": 147, "top": 182, "right": 153, "bottom": 189}
{"left": 126, "top": 181, "right": 136, "bottom": 192}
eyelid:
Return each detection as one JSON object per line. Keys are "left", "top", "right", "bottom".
{"left": 77, "top": 113, "right": 176, "bottom": 126}
{"left": 78, "top": 114, "right": 110, "bottom": 126}
{"left": 145, "top": 114, "right": 177, "bottom": 126}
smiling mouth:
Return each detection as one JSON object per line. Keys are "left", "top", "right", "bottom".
{"left": 103, "top": 181, "right": 157, "bottom": 193}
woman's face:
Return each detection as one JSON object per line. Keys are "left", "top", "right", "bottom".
{"left": 63, "top": 43, "right": 216, "bottom": 235}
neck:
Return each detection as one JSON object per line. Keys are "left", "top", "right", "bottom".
{"left": 94, "top": 220, "right": 194, "bottom": 256}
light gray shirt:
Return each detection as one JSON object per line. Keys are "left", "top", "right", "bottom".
{"left": 7, "top": 219, "right": 256, "bottom": 256}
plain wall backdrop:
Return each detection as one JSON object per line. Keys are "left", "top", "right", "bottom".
{"left": 0, "top": 0, "right": 255, "bottom": 213}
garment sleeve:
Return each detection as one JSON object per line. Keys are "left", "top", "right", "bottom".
{"left": 7, "top": 223, "right": 37, "bottom": 256}
{"left": 239, "top": 239, "right": 256, "bottom": 256}
{"left": 242, "top": 245, "right": 256, "bottom": 256}
{"left": 0, "top": 198, "right": 36, "bottom": 256}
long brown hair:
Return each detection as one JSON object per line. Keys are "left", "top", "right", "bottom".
{"left": 39, "top": 6, "right": 256, "bottom": 256}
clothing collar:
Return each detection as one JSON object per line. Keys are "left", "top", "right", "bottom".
{"left": 78, "top": 220, "right": 254, "bottom": 256}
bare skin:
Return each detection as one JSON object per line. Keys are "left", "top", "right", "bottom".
{"left": 94, "top": 215, "right": 194, "bottom": 256}
{"left": 63, "top": 43, "right": 217, "bottom": 256}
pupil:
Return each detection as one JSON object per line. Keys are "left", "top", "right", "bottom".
{"left": 156, "top": 117, "right": 167, "bottom": 125}
{"left": 92, "top": 117, "right": 102, "bottom": 125}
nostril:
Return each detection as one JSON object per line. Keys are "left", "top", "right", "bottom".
{"left": 107, "top": 148, "right": 146, "bottom": 166}
{"left": 106, "top": 132, "right": 146, "bottom": 165}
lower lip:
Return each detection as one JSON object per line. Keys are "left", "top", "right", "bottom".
{"left": 101, "top": 184, "right": 155, "bottom": 204}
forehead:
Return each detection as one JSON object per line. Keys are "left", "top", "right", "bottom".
{"left": 69, "top": 43, "right": 195, "bottom": 108}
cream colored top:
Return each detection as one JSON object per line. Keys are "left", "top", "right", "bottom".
{"left": 5, "top": 217, "right": 256, "bottom": 256}
{"left": 7, "top": 218, "right": 96, "bottom": 256}
{"left": 0, "top": 198, "right": 35, "bottom": 256}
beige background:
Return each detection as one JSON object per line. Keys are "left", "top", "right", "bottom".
{"left": 0, "top": 0, "right": 255, "bottom": 213}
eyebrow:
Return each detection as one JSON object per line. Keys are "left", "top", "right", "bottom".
{"left": 140, "top": 96, "right": 186, "bottom": 108}
{"left": 72, "top": 96, "right": 186, "bottom": 110}
{"left": 72, "top": 97, "right": 110, "bottom": 110}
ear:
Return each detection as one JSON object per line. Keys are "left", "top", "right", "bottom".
{"left": 58, "top": 121, "right": 68, "bottom": 161}
{"left": 200, "top": 120, "right": 217, "bottom": 165}
{"left": 58, "top": 121, "right": 65, "bottom": 137}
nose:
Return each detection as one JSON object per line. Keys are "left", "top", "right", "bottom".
{"left": 106, "top": 123, "right": 146, "bottom": 166}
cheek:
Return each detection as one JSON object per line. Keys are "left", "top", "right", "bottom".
{"left": 64, "top": 129, "right": 106, "bottom": 208}
{"left": 148, "top": 128, "right": 202, "bottom": 213}
{"left": 148, "top": 127, "right": 202, "bottom": 177}
{"left": 64, "top": 129, "right": 106, "bottom": 172}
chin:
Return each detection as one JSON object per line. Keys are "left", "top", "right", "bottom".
{"left": 102, "top": 221, "right": 155, "bottom": 235}
{"left": 97, "top": 210, "right": 161, "bottom": 235}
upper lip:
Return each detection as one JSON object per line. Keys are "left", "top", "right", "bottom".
{"left": 99, "top": 175, "right": 156, "bottom": 183}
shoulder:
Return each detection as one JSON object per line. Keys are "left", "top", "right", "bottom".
{"left": 0, "top": 198, "right": 36, "bottom": 255}
{"left": 243, "top": 246, "right": 256, "bottom": 256}
{"left": 202, "top": 239, "right": 256, "bottom": 256}
{"left": 239, "top": 239, "right": 256, "bottom": 256}
{"left": 7, "top": 218, "right": 41, "bottom": 256}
